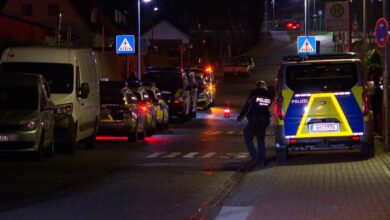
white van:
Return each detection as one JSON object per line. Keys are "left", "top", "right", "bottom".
{"left": 0, "top": 47, "right": 100, "bottom": 154}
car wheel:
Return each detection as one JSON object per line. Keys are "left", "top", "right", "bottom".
{"left": 179, "top": 114, "right": 186, "bottom": 123}
{"left": 157, "top": 113, "right": 164, "bottom": 130}
{"left": 33, "top": 133, "right": 45, "bottom": 161}
{"left": 360, "top": 140, "right": 375, "bottom": 159}
{"left": 128, "top": 123, "right": 138, "bottom": 142}
{"left": 84, "top": 119, "right": 98, "bottom": 149}
{"left": 146, "top": 121, "right": 153, "bottom": 137}
{"left": 64, "top": 125, "right": 77, "bottom": 154}
{"left": 276, "top": 147, "right": 288, "bottom": 163}
{"left": 44, "top": 135, "right": 55, "bottom": 157}
{"left": 138, "top": 122, "right": 147, "bottom": 140}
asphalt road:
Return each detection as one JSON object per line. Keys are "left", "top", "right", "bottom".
{"left": 0, "top": 75, "right": 268, "bottom": 220}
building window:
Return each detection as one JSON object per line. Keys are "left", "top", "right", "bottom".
{"left": 22, "top": 4, "right": 32, "bottom": 16}
{"left": 48, "top": 4, "right": 59, "bottom": 16}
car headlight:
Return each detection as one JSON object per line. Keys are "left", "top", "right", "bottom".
{"left": 55, "top": 103, "right": 73, "bottom": 114}
{"left": 20, "top": 120, "right": 38, "bottom": 131}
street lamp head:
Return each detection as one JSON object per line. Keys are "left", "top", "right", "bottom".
{"left": 143, "top": 0, "right": 152, "bottom": 2}
{"left": 153, "top": 7, "right": 159, "bottom": 11}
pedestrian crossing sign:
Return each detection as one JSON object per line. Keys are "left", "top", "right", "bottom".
{"left": 116, "top": 35, "right": 135, "bottom": 54}
{"left": 297, "top": 36, "right": 316, "bottom": 55}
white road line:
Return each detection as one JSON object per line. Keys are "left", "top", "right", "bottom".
{"left": 183, "top": 152, "right": 199, "bottom": 158}
{"left": 226, "top": 130, "right": 235, "bottom": 135}
{"left": 145, "top": 152, "right": 166, "bottom": 158}
{"left": 215, "top": 206, "right": 253, "bottom": 220}
{"left": 201, "top": 152, "right": 216, "bottom": 158}
{"left": 210, "top": 131, "right": 223, "bottom": 135}
{"left": 235, "top": 152, "right": 249, "bottom": 159}
{"left": 162, "top": 152, "right": 182, "bottom": 158}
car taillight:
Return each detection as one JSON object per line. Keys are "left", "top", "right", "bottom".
{"left": 274, "top": 95, "right": 284, "bottom": 120}
{"left": 352, "top": 136, "right": 360, "bottom": 141}
{"left": 140, "top": 105, "right": 148, "bottom": 112}
{"left": 174, "top": 97, "right": 184, "bottom": 104}
{"left": 362, "top": 90, "right": 369, "bottom": 116}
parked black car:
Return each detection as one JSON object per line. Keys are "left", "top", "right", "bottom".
{"left": 144, "top": 67, "right": 191, "bottom": 122}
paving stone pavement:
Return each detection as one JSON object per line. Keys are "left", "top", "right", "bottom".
{"left": 216, "top": 138, "right": 390, "bottom": 220}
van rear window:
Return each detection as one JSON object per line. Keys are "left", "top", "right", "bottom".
{"left": 144, "top": 72, "right": 183, "bottom": 91}
{"left": 1, "top": 62, "right": 73, "bottom": 94}
{"left": 285, "top": 63, "right": 358, "bottom": 92}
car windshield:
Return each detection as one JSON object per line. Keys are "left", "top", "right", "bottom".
{"left": 285, "top": 63, "right": 358, "bottom": 92}
{"left": 192, "top": 70, "right": 212, "bottom": 83}
{"left": 0, "top": 85, "right": 37, "bottom": 110}
{"left": 146, "top": 90, "right": 157, "bottom": 100}
{"left": 144, "top": 72, "right": 183, "bottom": 91}
{"left": 100, "top": 86, "right": 125, "bottom": 105}
{"left": 195, "top": 76, "right": 205, "bottom": 91}
{"left": 1, "top": 62, "right": 74, "bottom": 94}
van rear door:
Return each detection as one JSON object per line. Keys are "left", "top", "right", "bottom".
{"left": 283, "top": 62, "right": 364, "bottom": 138}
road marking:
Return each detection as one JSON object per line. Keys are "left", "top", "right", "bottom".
{"left": 146, "top": 151, "right": 166, "bottom": 158}
{"left": 201, "top": 152, "right": 216, "bottom": 158}
{"left": 215, "top": 206, "right": 253, "bottom": 220}
{"left": 162, "top": 152, "right": 182, "bottom": 158}
{"left": 226, "top": 130, "right": 235, "bottom": 135}
{"left": 235, "top": 152, "right": 249, "bottom": 159}
{"left": 144, "top": 152, "right": 251, "bottom": 159}
{"left": 210, "top": 131, "right": 223, "bottom": 135}
{"left": 183, "top": 152, "right": 199, "bottom": 158}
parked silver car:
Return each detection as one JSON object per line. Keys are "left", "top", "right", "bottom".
{"left": 0, "top": 73, "right": 56, "bottom": 160}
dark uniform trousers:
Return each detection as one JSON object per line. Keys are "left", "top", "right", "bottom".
{"left": 238, "top": 87, "right": 272, "bottom": 165}
{"left": 244, "top": 117, "right": 268, "bottom": 163}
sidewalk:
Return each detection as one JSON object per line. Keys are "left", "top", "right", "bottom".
{"left": 216, "top": 137, "right": 390, "bottom": 220}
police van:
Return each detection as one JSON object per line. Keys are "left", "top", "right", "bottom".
{"left": 274, "top": 53, "right": 375, "bottom": 161}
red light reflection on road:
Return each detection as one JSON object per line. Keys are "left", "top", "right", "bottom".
{"left": 144, "top": 136, "right": 168, "bottom": 144}
{"left": 96, "top": 136, "right": 128, "bottom": 141}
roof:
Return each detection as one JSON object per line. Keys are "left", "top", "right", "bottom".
{"left": 142, "top": 20, "right": 189, "bottom": 44}
{"left": 282, "top": 53, "right": 359, "bottom": 62}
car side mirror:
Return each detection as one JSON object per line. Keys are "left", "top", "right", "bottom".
{"left": 78, "top": 83, "right": 90, "bottom": 99}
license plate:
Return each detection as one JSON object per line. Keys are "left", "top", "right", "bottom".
{"left": 0, "top": 135, "right": 9, "bottom": 141}
{"left": 309, "top": 123, "right": 340, "bottom": 133}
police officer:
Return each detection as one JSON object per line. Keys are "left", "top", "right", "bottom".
{"left": 237, "top": 80, "right": 273, "bottom": 167}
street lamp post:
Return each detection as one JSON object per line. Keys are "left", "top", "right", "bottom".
{"left": 304, "top": 0, "right": 307, "bottom": 35}
{"left": 137, "top": 0, "right": 152, "bottom": 80}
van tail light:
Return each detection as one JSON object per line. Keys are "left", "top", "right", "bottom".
{"left": 362, "top": 89, "right": 369, "bottom": 116}
{"left": 352, "top": 136, "right": 360, "bottom": 141}
{"left": 289, "top": 138, "right": 297, "bottom": 144}
{"left": 274, "top": 95, "right": 284, "bottom": 120}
